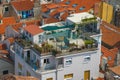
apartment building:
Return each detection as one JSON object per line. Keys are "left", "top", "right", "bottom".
{"left": 10, "top": 12, "right": 102, "bottom": 80}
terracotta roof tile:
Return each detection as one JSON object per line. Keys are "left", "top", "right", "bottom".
{"left": 101, "top": 21, "right": 120, "bottom": 47}
{"left": 42, "top": 0, "right": 101, "bottom": 21}
{"left": 60, "top": 12, "right": 69, "bottom": 21}
{"left": 0, "top": 17, "right": 16, "bottom": 34}
{"left": 1, "top": 74, "right": 39, "bottom": 80}
{"left": 109, "top": 66, "right": 120, "bottom": 75}
{"left": 44, "top": 18, "right": 59, "bottom": 24}
{"left": 0, "top": 50, "right": 9, "bottom": 55}
{"left": 46, "top": 3, "right": 59, "bottom": 9}
{"left": 11, "top": 0, "right": 34, "bottom": 11}
{"left": 101, "top": 46, "right": 118, "bottom": 67}
{"left": 0, "top": 44, "right": 6, "bottom": 50}
{"left": 50, "top": 8, "right": 66, "bottom": 16}
{"left": 67, "top": 7, "right": 76, "bottom": 11}
{"left": 24, "top": 25, "right": 44, "bottom": 35}
{"left": 14, "top": 76, "right": 39, "bottom": 80}
{"left": 12, "top": 20, "right": 40, "bottom": 32}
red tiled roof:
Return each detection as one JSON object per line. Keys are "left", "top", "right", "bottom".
{"left": 12, "top": 20, "right": 40, "bottom": 32}
{"left": 101, "top": 46, "right": 118, "bottom": 67}
{"left": 42, "top": 0, "right": 101, "bottom": 22}
{"left": 46, "top": 3, "right": 59, "bottom": 9}
{"left": 101, "top": 21, "right": 120, "bottom": 47}
{"left": 11, "top": 0, "right": 34, "bottom": 11}
{"left": 50, "top": 8, "right": 66, "bottom": 16}
{"left": 0, "top": 50, "right": 9, "bottom": 55}
{"left": 0, "top": 44, "right": 6, "bottom": 50}
{"left": 24, "top": 25, "right": 44, "bottom": 35}
{"left": 1, "top": 74, "right": 39, "bottom": 80}
{"left": 60, "top": 12, "right": 69, "bottom": 21}
{"left": 14, "top": 76, "right": 39, "bottom": 80}
{"left": 0, "top": 17, "right": 16, "bottom": 34}
{"left": 67, "top": 7, "right": 76, "bottom": 11}
{"left": 109, "top": 66, "right": 120, "bottom": 75}
{"left": 44, "top": 18, "right": 59, "bottom": 24}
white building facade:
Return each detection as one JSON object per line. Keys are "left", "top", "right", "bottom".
{"left": 11, "top": 12, "right": 102, "bottom": 80}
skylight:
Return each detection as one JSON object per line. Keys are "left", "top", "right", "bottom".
{"left": 79, "top": 6, "right": 85, "bottom": 11}
{"left": 65, "top": 1, "right": 70, "bottom": 5}
{"left": 72, "top": 4, "right": 78, "bottom": 8}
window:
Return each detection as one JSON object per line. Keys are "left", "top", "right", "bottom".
{"left": 18, "top": 72, "right": 22, "bottom": 75}
{"left": 44, "top": 59, "right": 49, "bottom": 64}
{"left": 5, "top": 7, "right": 8, "bottom": 11}
{"left": 64, "top": 73, "right": 73, "bottom": 79}
{"left": 72, "top": 4, "right": 78, "bottom": 8}
{"left": 46, "top": 78, "right": 53, "bottom": 80}
{"left": 65, "top": 58, "right": 72, "bottom": 65}
{"left": 26, "top": 71, "right": 31, "bottom": 76}
{"left": 84, "top": 55, "right": 91, "bottom": 62}
{"left": 39, "top": 35, "right": 42, "bottom": 43}
{"left": 79, "top": 6, "right": 85, "bottom": 11}
{"left": 26, "top": 31, "right": 28, "bottom": 35}
{"left": 18, "top": 62, "right": 22, "bottom": 70}
{"left": 3, "top": 70, "right": 8, "bottom": 75}
{"left": 29, "top": 34, "right": 31, "bottom": 38}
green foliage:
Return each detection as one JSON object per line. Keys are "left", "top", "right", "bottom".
{"left": 84, "top": 40, "right": 94, "bottom": 45}
{"left": 34, "top": 44, "right": 42, "bottom": 52}
{"left": 52, "top": 49, "right": 61, "bottom": 56}
{"left": 17, "top": 39, "right": 32, "bottom": 47}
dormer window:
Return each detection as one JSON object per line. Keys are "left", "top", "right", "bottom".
{"left": 79, "top": 6, "right": 85, "bottom": 11}
{"left": 65, "top": 1, "right": 70, "bottom": 5}
{"left": 72, "top": 4, "right": 78, "bottom": 8}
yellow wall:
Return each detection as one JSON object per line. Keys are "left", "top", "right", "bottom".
{"left": 101, "top": 2, "right": 113, "bottom": 23}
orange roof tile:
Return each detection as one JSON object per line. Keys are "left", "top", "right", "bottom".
{"left": 42, "top": 0, "right": 101, "bottom": 21}
{"left": 49, "top": 7, "right": 66, "bottom": 17}
{"left": 101, "top": 46, "right": 118, "bottom": 67}
{"left": 0, "top": 44, "right": 6, "bottom": 50}
{"left": 24, "top": 25, "right": 44, "bottom": 35}
{"left": 0, "top": 50, "right": 9, "bottom": 55}
{"left": 44, "top": 18, "right": 59, "bottom": 24}
{"left": 109, "top": 66, "right": 120, "bottom": 75}
{"left": 60, "top": 12, "right": 69, "bottom": 21}
{"left": 14, "top": 76, "right": 39, "bottom": 80}
{"left": 46, "top": 3, "right": 59, "bottom": 9}
{"left": 67, "top": 7, "right": 76, "bottom": 11}
{"left": 2, "top": 17, "right": 16, "bottom": 24}
{"left": 0, "top": 17, "right": 16, "bottom": 34}
{"left": 11, "top": 0, "right": 34, "bottom": 11}
{"left": 1, "top": 74, "right": 39, "bottom": 80}
{"left": 101, "top": 21, "right": 120, "bottom": 47}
